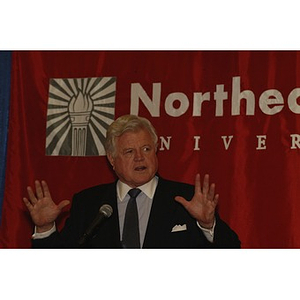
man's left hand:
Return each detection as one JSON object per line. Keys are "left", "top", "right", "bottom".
{"left": 175, "top": 173, "right": 218, "bottom": 229}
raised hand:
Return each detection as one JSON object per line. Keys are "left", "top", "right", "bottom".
{"left": 23, "top": 180, "right": 70, "bottom": 233}
{"left": 175, "top": 174, "right": 219, "bottom": 229}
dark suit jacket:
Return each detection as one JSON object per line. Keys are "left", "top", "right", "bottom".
{"left": 33, "top": 177, "right": 241, "bottom": 248}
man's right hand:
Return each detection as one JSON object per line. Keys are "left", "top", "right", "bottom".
{"left": 23, "top": 180, "right": 70, "bottom": 233}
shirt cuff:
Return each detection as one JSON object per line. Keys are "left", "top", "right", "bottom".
{"left": 32, "top": 224, "right": 56, "bottom": 239}
{"left": 197, "top": 218, "right": 216, "bottom": 243}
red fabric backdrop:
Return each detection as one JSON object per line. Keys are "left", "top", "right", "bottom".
{"left": 1, "top": 50, "right": 300, "bottom": 248}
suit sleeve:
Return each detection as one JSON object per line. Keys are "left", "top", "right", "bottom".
{"left": 211, "top": 213, "right": 241, "bottom": 248}
{"left": 32, "top": 193, "right": 84, "bottom": 248}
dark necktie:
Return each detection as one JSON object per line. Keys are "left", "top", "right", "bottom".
{"left": 122, "top": 188, "right": 141, "bottom": 248}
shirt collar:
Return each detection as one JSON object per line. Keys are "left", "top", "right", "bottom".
{"left": 117, "top": 176, "right": 158, "bottom": 201}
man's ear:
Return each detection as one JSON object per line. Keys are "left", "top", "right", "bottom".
{"left": 107, "top": 153, "right": 115, "bottom": 169}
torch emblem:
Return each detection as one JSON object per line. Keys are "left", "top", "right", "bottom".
{"left": 46, "top": 77, "right": 116, "bottom": 156}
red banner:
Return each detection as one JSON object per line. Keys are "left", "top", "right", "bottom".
{"left": 1, "top": 50, "right": 300, "bottom": 248}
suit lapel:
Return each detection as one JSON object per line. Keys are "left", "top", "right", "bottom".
{"left": 143, "top": 178, "right": 176, "bottom": 248}
{"left": 89, "top": 181, "right": 122, "bottom": 248}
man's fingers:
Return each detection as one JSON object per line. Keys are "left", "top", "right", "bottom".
{"left": 57, "top": 200, "right": 71, "bottom": 211}
{"left": 41, "top": 180, "right": 51, "bottom": 198}
{"left": 23, "top": 197, "right": 33, "bottom": 212}
{"left": 26, "top": 186, "right": 37, "bottom": 204}
{"left": 174, "top": 196, "right": 188, "bottom": 208}
{"left": 207, "top": 183, "right": 215, "bottom": 200}
{"left": 194, "top": 173, "right": 201, "bottom": 194}
{"left": 202, "top": 174, "right": 209, "bottom": 195}
{"left": 35, "top": 180, "right": 44, "bottom": 199}
{"left": 214, "top": 194, "right": 219, "bottom": 205}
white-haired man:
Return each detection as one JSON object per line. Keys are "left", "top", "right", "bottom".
{"left": 24, "top": 115, "right": 240, "bottom": 248}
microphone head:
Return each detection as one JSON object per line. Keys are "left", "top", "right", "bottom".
{"left": 99, "top": 204, "right": 113, "bottom": 218}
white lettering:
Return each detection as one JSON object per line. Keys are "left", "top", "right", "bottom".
{"left": 130, "top": 77, "right": 300, "bottom": 118}
{"left": 159, "top": 136, "right": 172, "bottom": 150}
{"left": 259, "top": 90, "right": 284, "bottom": 115}
{"left": 221, "top": 135, "right": 233, "bottom": 150}
{"left": 290, "top": 134, "right": 300, "bottom": 149}
{"left": 165, "top": 93, "right": 189, "bottom": 117}
{"left": 194, "top": 136, "right": 201, "bottom": 150}
{"left": 193, "top": 92, "right": 210, "bottom": 116}
{"left": 232, "top": 76, "right": 255, "bottom": 115}
{"left": 256, "top": 135, "right": 267, "bottom": 150}
{"left": 288, "top": 88, "right": 300, "bottom": 113}
{"left": 154, "top": 134, "right": 300, "bottom": 152}
{"left": 214, "top": 84, "right": 228, "bottom": 116}
{"left": 130, "top": 83, "right": 161, "bottom": 116}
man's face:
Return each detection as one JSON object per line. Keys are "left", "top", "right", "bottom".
{"left": 108, "top": 129, "right": 158, "bottom": 188}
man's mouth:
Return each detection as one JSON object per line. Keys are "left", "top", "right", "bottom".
{"left": 135, "top": 166, "right": 147, "bottom": 171}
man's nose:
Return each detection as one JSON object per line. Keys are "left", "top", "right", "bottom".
{"left": 134, "top": 149, "right": 144, "bottom": 160}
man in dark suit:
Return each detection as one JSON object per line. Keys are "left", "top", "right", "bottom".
{"left": 23, "top": 115, "right": 240, "bottom": 248}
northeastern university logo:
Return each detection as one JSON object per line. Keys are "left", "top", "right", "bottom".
{"left": 46, "top": 77, "right": 116, "bottom": 156}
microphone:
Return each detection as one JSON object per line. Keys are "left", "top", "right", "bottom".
{"left": 78, "top": 204, "right": 113, "bottom": 246}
